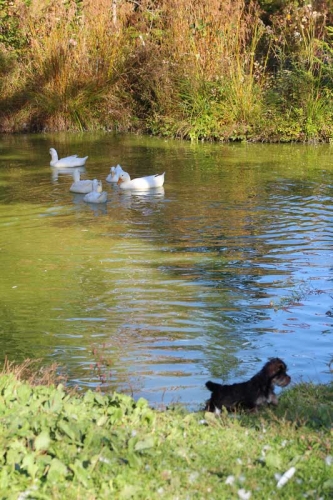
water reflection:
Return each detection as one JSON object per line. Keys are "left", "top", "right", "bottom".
{"left": 0, "top": 134, "right": 333, "bottom": 409}
{"left": 118, "top": 187, "right": 165, "bottom": 209}
{"left": 51, "top": 166, "right": 86, "bottom": 182}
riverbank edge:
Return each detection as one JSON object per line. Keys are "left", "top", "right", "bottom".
{"left": 3, "top": 1, "right": 333, "bottom": 143}
{"left": 1, "top": 126, "right": 331, "bottom": 144}
{"left": 0, "top": 365, "right": 332, "bottom": 499}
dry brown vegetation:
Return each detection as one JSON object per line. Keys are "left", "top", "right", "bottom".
{"left": 1, "top": 357, "right": 65, "bottom": 386}
{"left": 1, "top": 0, "right": 333, "bottom": 140}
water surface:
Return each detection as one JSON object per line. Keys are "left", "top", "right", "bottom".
{"left": 0, "top": 133, "right": 332, "bottom": 408}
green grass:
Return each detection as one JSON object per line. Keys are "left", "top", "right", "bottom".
{"left": 0, "top": 369, "right": 332, "bottom": 499}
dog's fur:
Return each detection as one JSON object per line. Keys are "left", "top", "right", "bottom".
{"left": 205, "top": 358, "right": 291, "bottom": 413}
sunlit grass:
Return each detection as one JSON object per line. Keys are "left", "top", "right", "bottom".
{"left": 4, "top": 0, "right": 333, "bottom": 140}
{"left": 0, "top": 367, "right": 332, "bottom": 498}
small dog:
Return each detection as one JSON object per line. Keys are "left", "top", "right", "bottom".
{"left": 205, "top": 358, "right": 291, "bottom": 413}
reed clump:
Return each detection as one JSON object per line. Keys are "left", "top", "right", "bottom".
{"left": 1, "top": 0, "right": 333, "bottom": 141}
{"left": 1, "top": 357, "right": 65, "bottom": 387}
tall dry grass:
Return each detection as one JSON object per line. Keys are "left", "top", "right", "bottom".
{"left": 264, "top": 2, "right": 333, "bottom": 141}
{"left": 123, "top": 0, "right": 267, "bottom": 139}
{"left": 1, "top": 0, "right": 333, "bottom": 140}
{"left": 1, "top": 357, "right": 65, "bottom": 387}
{"left": 1, "top": 0, "right": 135, "bottom": 132}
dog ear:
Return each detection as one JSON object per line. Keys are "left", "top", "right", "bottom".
{"left": 266, "top": 358, "right": 286, "bottom": 377}
{"left": 276, "top": 359, "right": 287, "bottom": 372}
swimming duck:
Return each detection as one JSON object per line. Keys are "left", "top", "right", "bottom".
{"left": 69, "top": 168, "right": 94, "bottom": 194}
{"left": 49, "top": 148, "right": 88, "bottom": 168}
{"left": 83, "top": 179, "right": 107, "bottom": 204}
{"left": 106, "top": 164, "right": 124, "bottom": 183}
{"left": 117, "top": 171, "right": 165, "bottom": 190}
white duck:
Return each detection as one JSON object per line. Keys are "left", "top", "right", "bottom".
{"left": 49, "top": 147, "right": 88, "bottom": 168}
{"left": 117, "top": 171, "right": 165, "bottom": 190}
{"left": 83, "top": 179, "right": 107, "bottom": 204}
{"left": 106, "top": 164, "right": 124, "bottom": 183}
{"left": 69, "top": 169, "right": 94, "bottom": 194}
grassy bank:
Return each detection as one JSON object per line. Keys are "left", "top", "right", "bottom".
{"left": 0, "top": 365, "right": 332, "bottom": 499}
{"left": 2, "top": 1, "right": 333, "bottom": 141}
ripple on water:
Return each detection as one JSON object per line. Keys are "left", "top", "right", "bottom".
{"left": 1, "top": 138, "right": 333, "bottom": 407}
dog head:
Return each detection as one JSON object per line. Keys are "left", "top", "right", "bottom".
{"left": 264, "top": 358, "right": 291, "bottom": 387}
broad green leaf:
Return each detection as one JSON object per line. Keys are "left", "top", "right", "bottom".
{"left": 97, "top": 415, "right": 108, "bottom": 427}
{"left": 119, "top": 484, "right": 140, "bottom": 499}
{"left": 135, "top": 398, "right": 148, "bottom": 409}
{"left": 8, "top": 438, "right": 27, "bottom": 453}
{"left": 126, "top": 452, "right": 142, "bottom": 468}
{"left": 57, "top": 420, "right": 81, "bottom": 442}
{"left": 323, "top": 479, "right": 333, "bottom": 489}
{"left": 70, "top": 460, "right": 89, "bottom": 487}
{"left": 44, "top": 391, "right": 64, "bottom": 413}
{"left": 16, "top": 385, "right": 32, "bottom": 404}
{"left": 83, "top": 391, "right": 95, "bottom": 404}
{"left": 47, "top": 458, "right": 68, "bottom": 483}
{"left": 289, "top": 455, "right": 303, "bottom": 466}
{"left": 134, "top": 436, "right": 155, "bottom": 452}
{"left": 22, "top": 453, "right": 38, "bottom": 478}
{"left": 56, "top": 384, "right": 66, "bottom": 393}
{"left": 94, "top": 393, "right": 106, "bottom": 406}
{"left": 83, "top": 428, "right": 106, "bottom": 449}
{"left": 0, "top": 467, "right": 9, "bottom": 490}
{"left": 14, "top": 420, "right": 33, "bottom": 437}
{"left": 51, "top": 442, "right": 79, "bottom": 463}
{"left": 203, "top": 412, "right": 221, "bottom": 426}
{"left": 6, "top": 447, "right": 24, "bottom": 466}
{"left": 265, "top": 452, "right": 283, "bottom": 469}
{"left": 34, "top": 430, "right": 50, "bottom": 451}
{"left": 183, "top": 414, "right": 197, "bottom": 423}
{"left": 108, "top": 407, "right": 124, "bottom": 423}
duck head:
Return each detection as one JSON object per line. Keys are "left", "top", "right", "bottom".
{"left": 117, "top": 172, "right": 131, "bottom": 185}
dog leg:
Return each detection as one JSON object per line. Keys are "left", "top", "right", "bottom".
{"left": 267, "top": 393, "right": 278, "bottom": 406}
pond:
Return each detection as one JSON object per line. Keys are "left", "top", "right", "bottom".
{"left": 0, "top": 132, "right": 332, "bottom": 409}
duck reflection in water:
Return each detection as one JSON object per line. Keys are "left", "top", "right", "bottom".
{"left": 70, "top": 192, "right": 107, "bottom": 215}
{"left": 51, "top": 166, "right": 86, "bottom": 182}
{"left": 118, "top": 186, "right": 165, "bottom": 210}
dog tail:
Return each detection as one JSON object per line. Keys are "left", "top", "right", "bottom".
{"left": 205, "top": 381, "right": 220, "bottom": 392}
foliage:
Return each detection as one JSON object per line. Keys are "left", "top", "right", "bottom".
{"left": 2, "top": 0, "right": 333, "bottom": 139}
{"left": 262, "top": 2, "right": 333, "bottom": 141}
{"left": 0, "top": 0, "right": 30, "bottom": 51}
{"left": 0, "top": 372, "right": 332, "bottom": 499}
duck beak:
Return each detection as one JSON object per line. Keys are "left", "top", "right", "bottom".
{"left": 117, "top": 178, "right": 122, "bottom": 185}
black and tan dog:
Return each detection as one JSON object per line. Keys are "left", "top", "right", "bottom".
{"left": 205, "top": 358, "right": 291, "bottom": 413}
